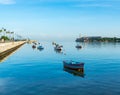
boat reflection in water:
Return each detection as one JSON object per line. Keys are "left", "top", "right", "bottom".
{"left": 63, "top": 67, "right": 85, "bottom": 77}
{"left": 37, "top": 47, "right": 44, "bottom": 51}
{"left": 75, "top": 43, "right": 83, "bottom": 50}
{"left": 54, "top": 48, "right": 65, "bottom": 55}
{"left": 32, "top": 45, "right": 36, "bottom": 49}
{"left": 54, "top": 48, "right": 62, "bottom": 53}
{"left": 63, "top": 60, "right": 85, "bottom": 77}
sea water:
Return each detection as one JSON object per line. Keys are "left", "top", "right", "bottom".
{"left": 0, "top": 42, "right": 120, "bottom": 95}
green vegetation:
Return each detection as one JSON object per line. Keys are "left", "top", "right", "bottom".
{"left": 0, "top": 27, "right": 25, "bottom": 42}
{"left": 101, "top": 37, "right": 120, "bottom": 42}
{"left": 76, "top": 36, "right": 120, "bottom": 42}
{"left": 0, "top": 36, "right": 9, "bottom": 40}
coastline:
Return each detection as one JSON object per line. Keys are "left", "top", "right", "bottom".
{"left": 0, "top": 41, "right": 26, "bottom": 56}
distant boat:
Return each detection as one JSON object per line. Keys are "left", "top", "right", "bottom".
{"left": 37, "top": 45, "right": 44, "bottom": 49}
{"left": 76, "top": 45, "right": 82, "bottom": 49}
{"left": 32, "top": 45, "right": 36, "bottom": 48}
{"left": 63, "top": 60, "right": 84, "bottom": 71}
{"left": 54, "top": 45, "right": 63, "bottom": 51}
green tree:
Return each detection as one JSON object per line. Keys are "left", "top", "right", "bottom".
{"left": 0, "top": 29, "right": 2, "bottom": 38}
{"left": 1, "top": 36, "right": 9, "bottom": 40}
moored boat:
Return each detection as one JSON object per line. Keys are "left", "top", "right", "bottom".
{"left": 63, "top": 60, "right": 84, "bottom": 71}
{"left": 52, "top": 42, "right": 63, "bottom": 51}
{"left": 54, "top": 45, "right": 62, "bottom": 51}
{"left": 76, "top": 45, "right": 82, "bottom": 49}
{"left": 32, "top": 45, "right": 36, "bottom": 48}
{"left": 37, "top": 45, "right": 44, "bottom": 49}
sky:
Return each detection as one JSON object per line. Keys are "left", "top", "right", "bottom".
{"left": 0, "top": 0, "right": 120, "bottom": 41}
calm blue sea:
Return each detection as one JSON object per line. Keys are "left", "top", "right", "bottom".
{"left": 0, "top": 42, "right": 120, "bottom": 95}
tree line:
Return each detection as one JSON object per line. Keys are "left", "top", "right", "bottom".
{"left": 0, "top": 27, "right": 14, "bottom": 41}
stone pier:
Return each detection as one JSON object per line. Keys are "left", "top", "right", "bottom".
{"left": 0, "top": 41, "right": 26, "bottom": 56}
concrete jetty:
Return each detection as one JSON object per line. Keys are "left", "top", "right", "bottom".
{"left": 0, "top": 41, "right": 26, "bottom": 57}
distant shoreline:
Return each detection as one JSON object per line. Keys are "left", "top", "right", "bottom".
{"left": 76, "top": 36, "right": 120, "bottom": 43}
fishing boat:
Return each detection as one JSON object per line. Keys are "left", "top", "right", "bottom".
{"left": 63, "top": 60, "right": 84, "bottom": 71}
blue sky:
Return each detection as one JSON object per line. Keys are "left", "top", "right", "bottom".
{"left": 0, "top": 0, "right": 120, "bottom": 41}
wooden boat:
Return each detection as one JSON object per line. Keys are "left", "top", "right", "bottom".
{"left": 63, "top": 60, "right": 84, "bottom": 71}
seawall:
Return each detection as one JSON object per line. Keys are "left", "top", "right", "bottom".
{"left": 0, "top": 41, "right": 26, "bottom": 56}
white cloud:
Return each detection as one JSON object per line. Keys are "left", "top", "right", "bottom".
{"left": 0, "top": 0, "right": 15, "bottom": 5}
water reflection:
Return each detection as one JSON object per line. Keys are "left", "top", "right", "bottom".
{"left": 32, "top": 45, "right": 36, "bottom": 49}
{"left": 75, "top": 46, "right": 82, "bottom": 50}
{"left": 37, "top": 48, "right": 44, "bottom": 51}
{"left": 76, "top": 42, "right": 120, "bottom": 48}
{"left": 0, "top": 42, "right": 120, "bottom": 95}
{"left": 0, "top": 46, "right": 22, "bottom": 63}
{"left": 54, "top": 48, "right": 64, "bottom": 54}
{"left": 63, "top": 67, "right": 85, "bottom": 78}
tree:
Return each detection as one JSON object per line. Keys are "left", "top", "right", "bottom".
{"left": 6, "top": 31, "right": 11, "bottom": 40}
{"left": 0, "top": 36, "right": 9, "bottom": 40}
{"left": 10, "top": 32, "right": 14, "bottom": 41}
{"left": 0, "top": 29, "right": 2, "bottom": 38}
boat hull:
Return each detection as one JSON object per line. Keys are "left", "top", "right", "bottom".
{"left": 32, "top": 45, "right": 36, "bottom": 48}
{"left": 37, "top": 46, "right": 44, "bottom": 49}
{"left": 63, "top": 61, "right": 84, "bottom": 71}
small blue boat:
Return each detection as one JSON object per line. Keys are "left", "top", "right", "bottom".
{"left": 63, "top": 60, "right": 84, "bottom": 71}
{"left": 37, "top": 46, "right": 44, "bottom": 49}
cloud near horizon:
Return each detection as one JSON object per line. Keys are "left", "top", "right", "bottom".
{"left": 0, "top": 0, "right": 15, "bottom": 4}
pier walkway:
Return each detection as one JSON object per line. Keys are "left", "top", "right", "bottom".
{"left": 0, "top": 41, "right": 26, "bottom": 55}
